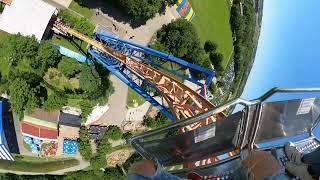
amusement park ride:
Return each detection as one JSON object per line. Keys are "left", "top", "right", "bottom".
{"left": 53, "top": 20, "right": 320, "bottom": 178}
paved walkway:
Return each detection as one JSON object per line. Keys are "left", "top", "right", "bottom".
{"left": 49, "top": 153, "right": 90, "bottom": 175}
{"left": 93, "top": 75, "right": 128, "bottom": 126}
{"left": 91, "top": 6, "right": 176, "bottom": 45}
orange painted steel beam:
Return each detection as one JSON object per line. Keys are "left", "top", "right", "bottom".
{"left": 53, "top": 21, "right": 233, "bottom": 166}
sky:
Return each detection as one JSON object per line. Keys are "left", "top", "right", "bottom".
{"left": 241, "top": 0, "right": 320, "bottom": 101}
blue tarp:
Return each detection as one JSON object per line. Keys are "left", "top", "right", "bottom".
{"left": 23, "top": 136, "right": 32, "bottom": 145}
{"left": 33, "top": 138, "right": 42, "bottom": 145}
{"left": 63, "top": 139, "right": 78, "bottom": 155}
{"left": 54, "top": 45, "right": 93, "bottom": 64}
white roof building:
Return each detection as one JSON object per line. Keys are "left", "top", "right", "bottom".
{"left": 0, "top": 0, "right": 57, "bottom": 41}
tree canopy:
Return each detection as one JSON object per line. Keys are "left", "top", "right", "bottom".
{"left": 152, "top": 19, "right": 211, "bottom": 68}
{"left": 105, "top": 126, "right": 123, "bottom": 140}
{"left": 204, "top": 40, "right": 217, "bottom": 53}
{"left": 43, "top": 93, "right": 67, "bottom": 112}
{"left": 144, "top": 113, "right": 171, "bottom": 129}
{"left": 33, "top": 41, "right": 61, "bottom": 74}
{"left": 209, "top": 52, "right": 224, "bottom": 75}
{"left": 9, "top": 78, "right": 38, "bottom": 119}
{"left": 58, "top": 10, "right": 94, "bottom": 36}
{"left": 58, "top": 57, "right": 82, "bottom": 78}
{"left": 79, "top": 65, "right": 101, "bottom": 94}
{"left": 116, "top": 0, "right": 163, "bottom": 21}
{"left": 78, "top": 127, "right": 92, "bottom": 160}
{"left": 5, "top": 34, "right": 39, "bottom": 64}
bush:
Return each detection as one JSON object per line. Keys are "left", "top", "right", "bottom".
{"left": 123, "top": 152, "right": 143, "bottom": 171}
{"left": 78, "top": 127, "right": 92, "bottom": 160}
{"left": 97, "top": 135, "right": 112, "bottom": 155}
{"left": 43, "top": 92, "right": 67, "bottom": 112}
{"left": 122, "top": 131, "right": 133, "bottom": 140}
{"left": 106, "top": 126, "right": 123, "bottom": 140}
{"left": 204, "top": 40, "right": 217, "bottom": 53}
{"left": 58, "top": 57, "right": 82, "bottom": 78}
{"left": 80, "top": 100, "right": 93, "bottom": 123}
{"left": 90, "top": 155, "right": 107, "bottom": 170}
{"left": 143, "top": 113, "right": 171, "bottom": 129}
{"left": 79, "top": 65, "right": 101, "bottom": 94}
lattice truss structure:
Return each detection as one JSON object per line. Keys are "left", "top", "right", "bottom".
{"left": 54, "top": 21, "right": 231, "bottom": 166}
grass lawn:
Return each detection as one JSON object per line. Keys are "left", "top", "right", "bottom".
{"left": 189, "top": 0, "right": 233, "bottom": 69}
{"left": 44, "top": 68, "right": 80, "bottom": 91}
{"left": 0, "top": 155, "right": 79, "bottom": 173}
{"left": 50, "top": 34, "right": 88, "bottom": 55}
{"left": 69, "top": 0, "right": 94, "bottom": 19}
{"left": 0, "top": 30, "right": 10, "bottom": 76}
{"left": 67, "top": 98, "right": 82, "bottom": 108}
{"left": 0, "top": 30, "right": 8, "bottom": 41}
{"left": 127, "top": 88, "right": 145, "bottom": 108}
{"left": 22, "top": 142, "right": 31, "bottom": 152}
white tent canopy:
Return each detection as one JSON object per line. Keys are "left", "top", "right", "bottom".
{"left": 0, "top": 0, "right": 56, "bottom": 41}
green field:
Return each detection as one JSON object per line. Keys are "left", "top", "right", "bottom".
{"left": 189, "top": 0, "right": 233, "bottom": 68}
{"left": 127, "top": 88, "right": 145, "bottom": 108}
{"left": 50, "top": 34, "right": 88, "bottom": 54}
{"left": 69, "top": 0, "right": 94, "bottom": 20}
{"left": 0, "top": 155, "right": 79, "bottom": 173}
{"left": 0, "top": 30, "right": 8, "bottom": 41}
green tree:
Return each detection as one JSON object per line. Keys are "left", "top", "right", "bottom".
{"left": 153, "top": 19, "right": 211, "bottom": 68}
{"left": 80, "top": 100, "right": 93, "bottom": 122}
{"left": 58, "top": 57, "right": 82, "bottom": 78}
{"left": 32, "top": 41, "right": 61, "bottom": 73}
{"left": 123, "top": 152, "right": 142, "bottom": 171}
{"left": 9, "top": 78, "right": 38, "bottom": 119}
{"left": 79, "top": 66, "right": 101, "bottom": 94}
{"left": 209, "top": 52, "right": 224, "bottom": 76}
{"left": 4, "top": 34, "right": 39, "bottom": 65}
{"left": 90, "top": 154, "right": 107, "bottom": 170}
{"left": 78, "top": 127, "right": 92, "bottom": 160}
{"left": 204, "top": 40, "right": 217, "bottom": 53}
{"left": 156, "top": 19, "right": 199, "bottom": 58}
{"left": 143, "top": 116, "right": 157, "bottom": 128}
{"left": 43, "top": 93, "right": 67, "bottom": 112}
{"left": 117, "top": 0, "right": 163, "bottom": 21}
{"left": 106, "top": 126, "right": 123, "bottom": 140}
{"left": 58, "top": 10, "right": 94, "bottom": 36}
{"left": 122, "top": 131, "right": 133, "bottom": 140}
{"left": 143, "top": 113, "right": 171, "bottom": 129}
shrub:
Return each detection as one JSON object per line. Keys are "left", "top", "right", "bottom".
{"left": 43, "top": 92, "right": 67, "bottom": 112}
{"left": 78, "top": 127, "right": 92, "bottom": 160}
{"left": 106, "top": 126, "right": 123, "bottom": 140}
{"left": 58, "top": 10, "right": 94, "bottom": 36}
{"left": 58, "top": 57, "right": 82, "bottom": 78}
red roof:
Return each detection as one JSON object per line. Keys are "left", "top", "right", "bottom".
{"left": 21, "top": 122, "right": 58, "bottom": 140}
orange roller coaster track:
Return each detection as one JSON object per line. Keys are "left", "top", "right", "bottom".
{"left": 53, "top": 21, "right": 229, "bottom": 166}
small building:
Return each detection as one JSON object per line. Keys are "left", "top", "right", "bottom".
{"left": 0, "top": 0, "right": 57, "bottom": 41}
{"left": 58, "top": 112, "right": 81, "bottom": 140}
{"left": 89, "top": 125, "right": 108, "bottom": 140}
{"left": 21, "top": 109, "right": 59, "bottom": 141}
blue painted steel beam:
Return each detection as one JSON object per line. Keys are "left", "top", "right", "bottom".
{"left": 94, "top": 33, "right": 215, "bottom": 87}
{"left": 88, "top": 47, "right": 176, "bottom": 121}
